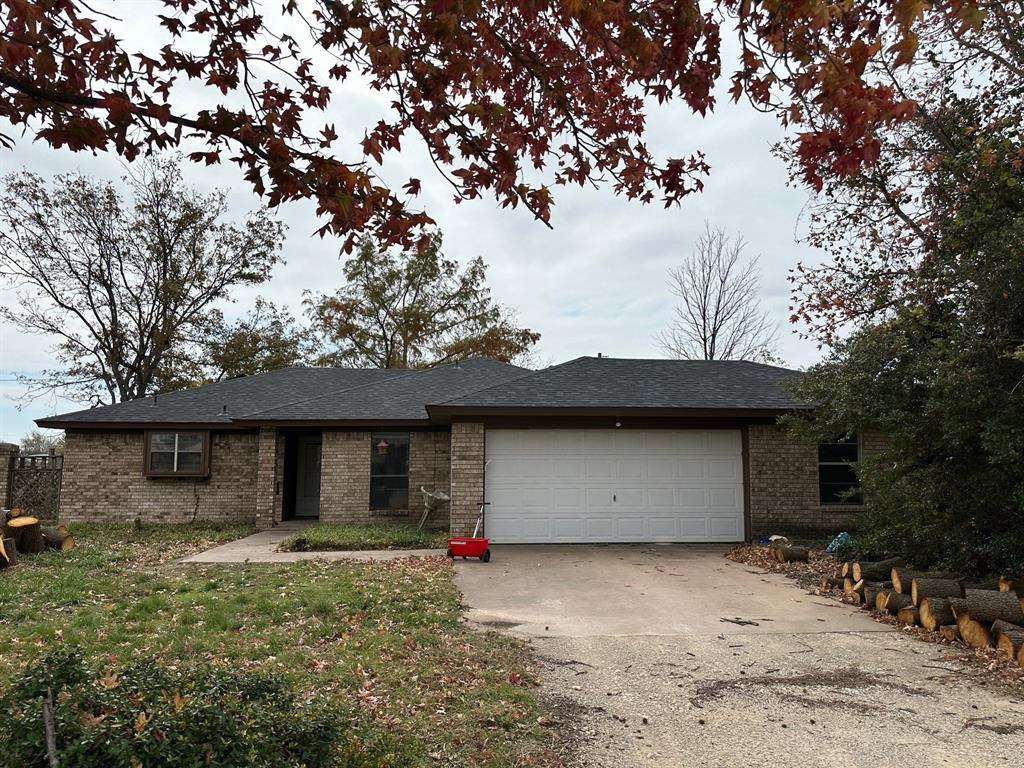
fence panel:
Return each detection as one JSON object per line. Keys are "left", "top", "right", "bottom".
{"left": 8, "top": 454, "right": 63, "bottom": 520}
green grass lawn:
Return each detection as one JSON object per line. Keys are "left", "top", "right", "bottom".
{"left": 0, "top": 523, "right": 558, "bottom": 766}
{"left": 279, "top": 522, "right": 450, "bottom": 552}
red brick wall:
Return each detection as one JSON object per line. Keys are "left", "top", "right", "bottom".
{"left": 61, "top": 429, "right": 259, "bottom": 524}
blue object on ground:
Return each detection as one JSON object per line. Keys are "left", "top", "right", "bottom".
{"left": 826, "top": 532, "right": 852, "bottom": 553}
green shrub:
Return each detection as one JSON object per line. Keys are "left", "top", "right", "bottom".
{"left": 1, "top": 647, "right": 382, "bottom": 768}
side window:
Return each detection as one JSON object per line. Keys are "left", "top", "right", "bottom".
{"left": 818, "top": 435, "right": 862, "bottom": 504}
{"left": 370, "top": 432, "right": 410, "bottom": 511}
{"left": 146, "top": 431, "right": 210, "bottom": 477}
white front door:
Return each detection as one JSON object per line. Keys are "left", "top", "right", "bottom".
{"left": 484, "top": 429, "right": 745, "bottom": 543}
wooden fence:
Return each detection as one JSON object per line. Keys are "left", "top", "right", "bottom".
{"left": 7, "top": 454, "right": 63, "bottom": 520}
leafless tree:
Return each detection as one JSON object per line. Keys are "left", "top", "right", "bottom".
{"left": 657, "top": 223, "right": 780, "bottom": 362}
{"left": 0, "top": 155, "right": 285, "bottom": 404}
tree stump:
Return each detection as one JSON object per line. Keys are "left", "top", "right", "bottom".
{"left": 920, "top": 597, "right": 955, "bottom": 631}
{"left": 853, "top": 557, "right": 904, "bottom": 583}
{"left": 3, "top": 516, "right": 45, "bottom": 555}
{"left": 911, "top": 578, "right": 963, "bottom": 607}
{"left": 963, "top": 589, "right": 1024, "bottom": 625}
{"left": 0, "top": 537, "right": 17, "bottom": 569}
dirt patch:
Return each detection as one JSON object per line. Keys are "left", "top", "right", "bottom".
{"left": 690, "top": 666, "right": 930, "bottom": 708}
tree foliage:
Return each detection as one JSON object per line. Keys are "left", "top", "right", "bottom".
{"left": 658, "top": 223, "right": 779, "bottom": 362}
{"left": 788, "top": 72, "right": 1024, "bottom": 573}
{"left": 306, "top": 233, "right": 539, "bottom": 368}
{"left": 19, "top": 430, "right": 64, "bottom": 456}
{"left": 0, "top": 156, "right": 284, "bottom": 404}
{"left": 0, "top": 0, "right": 981, "bottom": 247}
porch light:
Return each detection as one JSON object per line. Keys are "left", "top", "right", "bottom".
{"left": 375, "top": 438, "right": 390, "bottom": 455}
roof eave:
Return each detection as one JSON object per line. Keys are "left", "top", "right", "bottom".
{"left": 425, "top": 404, "right": 814, "bottom": 419}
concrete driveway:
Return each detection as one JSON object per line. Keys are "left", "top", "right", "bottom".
{"left": 456, "top": 545, "right": 1024, "bottom": 768}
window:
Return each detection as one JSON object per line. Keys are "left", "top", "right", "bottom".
{"left": 145, "top": 431, "right": 210, "bottom": 477}
{"left": 818, "top": 435, "right": 862, "bottom": 504}
{"left": 370, "top": 431, "right": 410, "bottom": 512}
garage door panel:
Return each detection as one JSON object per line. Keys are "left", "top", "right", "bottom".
{"left": 484, "top": 429, "right": 744, "bottom": 543}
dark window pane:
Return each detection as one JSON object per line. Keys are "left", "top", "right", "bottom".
{"left": 818, "top": 440, "right": 859, "bottom": 463}
{"left": 820, "top": 483, "right": 864, "bottom": 504}
{"left": 819, "top": 464, "right": 858, "bottom": 484}
{"left": 150, "top": 452, "right": 174, "bottom": 472}
{"left": 371, "top": 432, "right": 410, "bottom": 477}
{"left": 150, "top": 433, "right": 176, "bottom": 452}
{"left": 177, "top": 433, "right": 204, "bottom": 453}
{"left": 176, "top": 451, "right": 203, "bottom": 472}
{"left": 370, "top": 475, "right": 409, "bottom": 510}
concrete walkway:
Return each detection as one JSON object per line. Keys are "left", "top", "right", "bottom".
{"left": 181, "top": 522, "right": 444, "bottom": 563}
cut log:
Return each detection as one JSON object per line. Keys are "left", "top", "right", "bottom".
{"left": 938, "top": 625, "right": 961, "bottom": 643}
{"left": 3, "top": 515, "right": 45, "bottom": 555}
{"left": 963, "top": 589, "right": 1024, "bottom": 625}
{"left": 774, "top": 545, "right": 810, "bottom": 563}
{"left": 896, "top": 606, "right": 920, "bottom": 626}
{"left": 853, "top": 557, "right": 904, "bottom": 583}
{"left": 961, "top": 578, "right": 1002, "bottom": 592}
{"left": 957, "top": 616, "right": 992, "bottom": 649}
{"left": 884, "top": 592, "right": 913, "bottom": 615}
{"left": 842, "top": 561, "right": 853, "bottom": 577}
{"left": 920, "top": 597, "right": 956, "bottom": 631}
{"left": 848, "top": 590, "right": 863, "bottom": 606}
{"left": 998, "top": 576, "right": 1020, "bottom": 595}
{"left": 992, "top": 620, "right": 1024, "bottom": 658}
{"left": 863, "top": 585, "right": 883, "bottom": 609}
{"left": 911, "top": 578, "right": 963, "bottom": 607}
{"left": 0, "top": 537, "right": 17, "bottom": 568}
{"left": 1019, "top": 641, "right": 1024, "bottom": 670}
{"left": 891, "top": 568, "right": 961, "bottom": 594}
{"left": 40, "top": 527, "right": 75, "bottom": 551}
{"left": 875, "top": 589, "right": 891, "bottom": 612}
{"left": 843, "top": 577, "right": 857, "bottom": 595}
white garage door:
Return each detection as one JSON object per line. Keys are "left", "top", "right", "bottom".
{"left": 484, "top": 429, "right": 745, "bottom": 543}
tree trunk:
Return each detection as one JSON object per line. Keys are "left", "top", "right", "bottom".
{"left": 853, "top": 557, "right": 904, "bottom": 583}
{"left": 884, "top": 592, "right": 913, "bottom": 615}
{"left": 992, "top": 620, "right": 1024, "bottom": 659}
{"left": 0, "top": 537, "right": 17, "bottom": 568}
{"left": 911, "top": 578, "right": 963, "bottom": 607}
{"left": 964, "top": 589, "right": 1024, "bottom": 625}
{"left": 896, "top": 606, "right": 920, "bottom": 626}
{"left": 938, "top": 625, "right": 961, "bottom": 643}
{"left": 774, "top": 545, "right": 809, "bottom": 563}
{"left": 920, "top": 597, "right": 956, "bottom": 631}
{"left": 891, "top": 569, "right": 961, "bottom": 594}
{"left": 41, "top": 527, "right": 75, "bottom": 551}
{"left": 3, "top": 516, "right": 45, "bottom": 555}
{"left": 863, "top": 585, "right": 883, "bottom": 609}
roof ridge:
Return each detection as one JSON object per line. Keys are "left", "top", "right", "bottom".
{"left": 233, "top": 366, "right": 422, "bottom": 419}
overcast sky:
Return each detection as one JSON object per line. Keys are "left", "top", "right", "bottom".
{"left": 0, "top": 4, "right": 826, "bottom": 443}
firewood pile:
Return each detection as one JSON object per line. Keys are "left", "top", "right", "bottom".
{"left": 816, "top": 554, "right": 1024, "bottom": 670}
{"left": 0, "top": 507, "right": 75, "bottom": 570}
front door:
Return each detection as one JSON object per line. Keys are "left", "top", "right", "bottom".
{"left": 294, "top": 434, "right": 322, "bottom": 519}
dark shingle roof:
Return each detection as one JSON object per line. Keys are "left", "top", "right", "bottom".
{"left": 234, "top": 358, "right": 533, "bottom": 422}
{"left": 431, "top": 357, "right": 807, "bottom": 411}
{"left": 36, "top": 356, "right": 807, "bottom": 428}
{"left": 36, "top": 360, "right": 529, "bottom": 427}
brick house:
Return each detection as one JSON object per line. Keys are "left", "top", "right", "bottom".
{"left": 36, "top": 356, "right": 876, "bottom": 541}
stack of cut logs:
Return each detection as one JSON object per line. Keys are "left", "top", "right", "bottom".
{"left": 818, "top": 555, "right": 1024, "bottom": 670}
{"left": 0, "top": 507, "right": 75, "bottom": 570}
